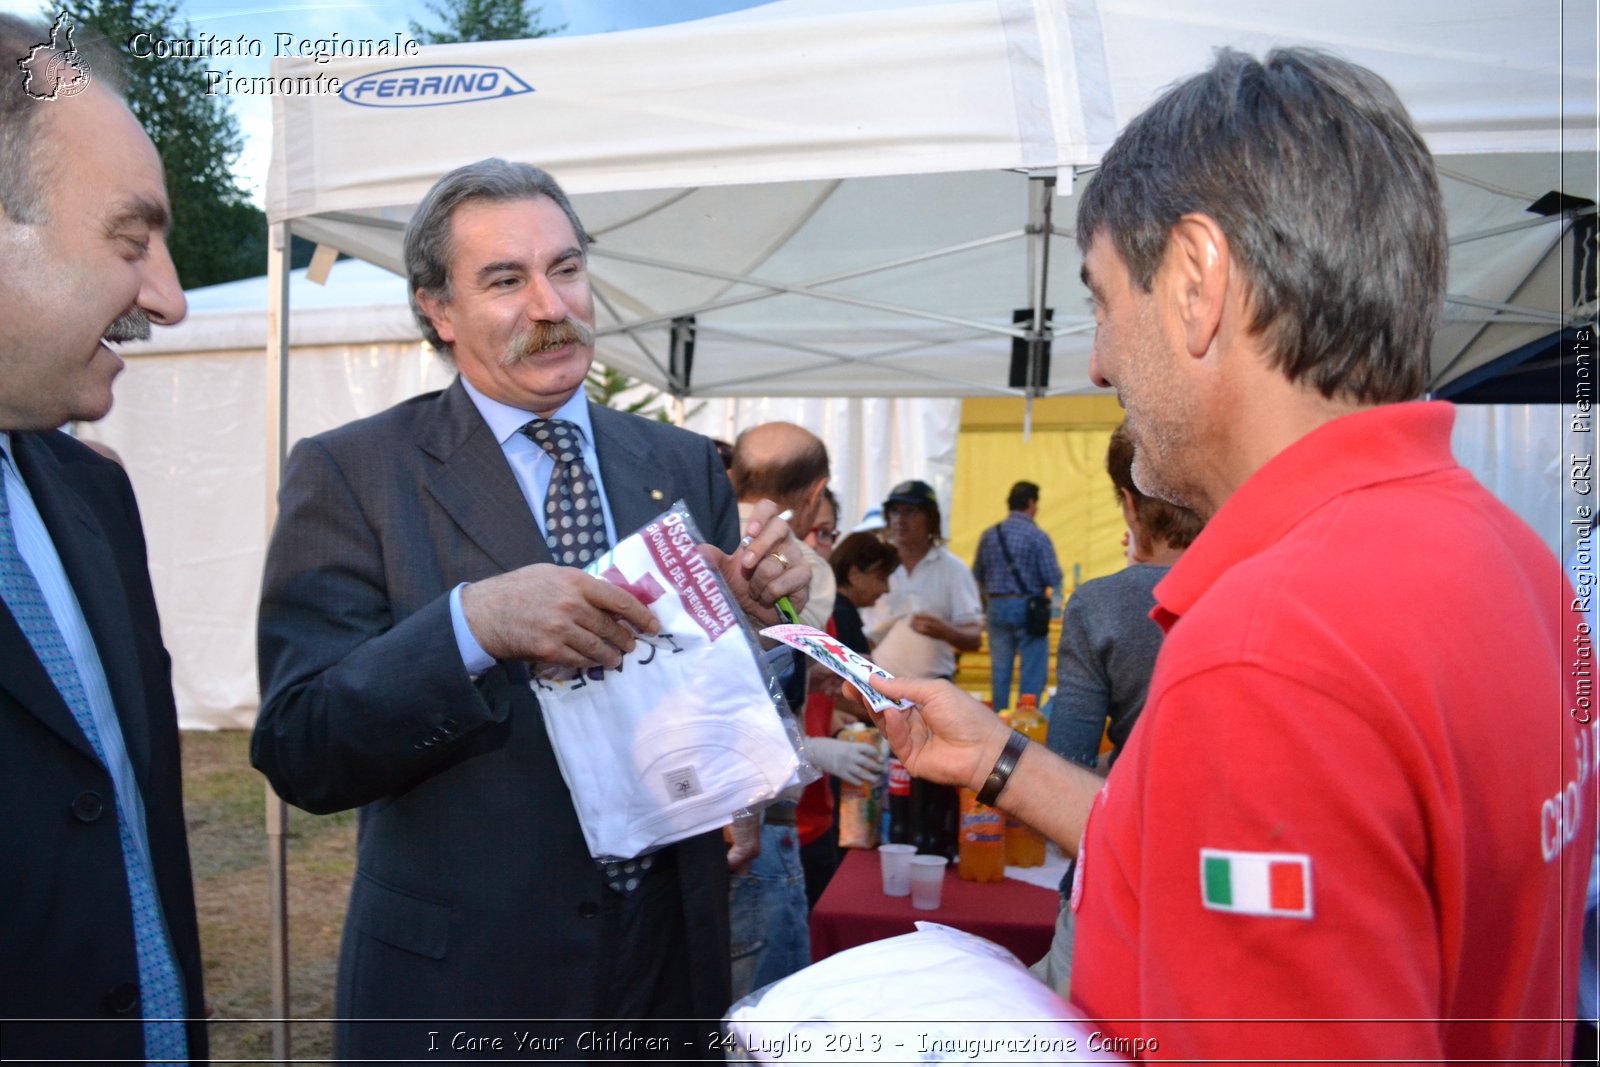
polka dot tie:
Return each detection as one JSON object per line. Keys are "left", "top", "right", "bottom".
{"left": 520, "top": 423, "right": 653, "bottom": 892}
{"left": 0, "top": 451, "right": 188, "bottom": 1061}
{"left": 522, "top": 419, "right": 610, "bottom": 569}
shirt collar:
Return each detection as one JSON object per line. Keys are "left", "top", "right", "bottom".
{"left": 458, "top": 375, "right": 595, "bottom": 448}
{"left": 1153, "top": 400, "right": 1459, "bottom": 630}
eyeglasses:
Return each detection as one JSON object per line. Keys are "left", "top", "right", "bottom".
{"left": 809, "top": 525, "right": 839, "bottom": 544}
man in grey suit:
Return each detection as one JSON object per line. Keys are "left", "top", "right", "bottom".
{"left": 253, "top": 158, "right": 809, "bottom": 1059}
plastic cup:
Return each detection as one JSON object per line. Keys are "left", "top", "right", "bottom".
{"left": 879, "top": 843, "right": 916, "bottom": 896}
{"left": 909, "top": 854, "right": 947, "bottom": 910}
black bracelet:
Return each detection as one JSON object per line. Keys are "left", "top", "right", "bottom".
{"left": 977, "top": 730, "right": 1029, "bottom": 807}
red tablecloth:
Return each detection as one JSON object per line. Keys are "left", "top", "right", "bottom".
{"left": 810, "top": 848, "right": 1060, "bottom": 964}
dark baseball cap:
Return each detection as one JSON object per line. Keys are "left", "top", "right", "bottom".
{"left": 884, "top": 479, "right": 938, "bottom": 510}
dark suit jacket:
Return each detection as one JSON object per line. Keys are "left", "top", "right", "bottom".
{"left": 253, "top": 381, "right": 739, "bottom": 1053}
{"left": 0, "top": 431, "right": 207, "bottom": 1062}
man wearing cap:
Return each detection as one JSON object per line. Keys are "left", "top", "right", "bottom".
{"left": 971, "top": 480, "right": 1062, "bottom": 710}
{"left": 867, "top": 480, "right": 983, "bottom": 681}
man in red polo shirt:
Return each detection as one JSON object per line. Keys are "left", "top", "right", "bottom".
{"left": 870, "top": 47, "right": 1594, "bottom": 1062}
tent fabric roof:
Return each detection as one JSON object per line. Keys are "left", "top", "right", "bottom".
{"left": 267, "top": 0, "right": 1598, "bottom": 398}
{"left": 122, "top": 259, "right": 417, "bottom": 355}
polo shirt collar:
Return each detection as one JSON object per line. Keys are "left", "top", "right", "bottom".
{"left": 1153, "top": 400, "right": 1459, "bottom": 630}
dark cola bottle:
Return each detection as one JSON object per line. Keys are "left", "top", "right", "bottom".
{"left": 920, "top": 782, "right": 959, "bottom": 861}
{"left": 885, "top": 756, "right": 913, "bottom": 845}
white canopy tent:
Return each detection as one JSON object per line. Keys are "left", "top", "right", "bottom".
{"left": 266, "top": 0, "right": 1597, "bottom": 401}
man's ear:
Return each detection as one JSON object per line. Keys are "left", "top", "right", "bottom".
{"left": 794, "top": 475, "right": 829, "bottom": 529}
{"left": 1118, "top": 487, "right": 1139, "bottom": 528}
{"left": 1165, "top": 214, "right": 1230, "bottom": 358}
{"left": 415, "top": 288, "right": 456, "bottom": 346}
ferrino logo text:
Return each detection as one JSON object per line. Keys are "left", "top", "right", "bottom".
{"left": 339, "top": 64, "right": 532, "bottom": 108}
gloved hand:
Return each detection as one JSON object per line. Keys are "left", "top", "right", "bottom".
{"left": 805, "top": 736, "right": 884, "bottom": 786}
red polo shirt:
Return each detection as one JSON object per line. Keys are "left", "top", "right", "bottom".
{"left": 1069, "top": 402, "right": 1595, "bottom": 1062}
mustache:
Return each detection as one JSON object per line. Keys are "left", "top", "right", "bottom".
{"left": 501, "top": 318, "right": 594, "bottom": 366}
{"left": 103, "top": 308, "right": 152, "bottom": 344}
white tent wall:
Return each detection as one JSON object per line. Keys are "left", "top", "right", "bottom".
{"left": 1451, "top": 404, "right": 1573, "bottom": 562}
{"left": 77, "top": 341, "right": 454, "bottom": 729}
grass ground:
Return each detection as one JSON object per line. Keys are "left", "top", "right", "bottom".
{"left": 182, "top": 729, "right": 354, "bottom": 1064}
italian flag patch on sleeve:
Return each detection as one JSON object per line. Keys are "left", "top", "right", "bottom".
{"left": 1200, "top": 848, "right": 1313, "bottom": 919}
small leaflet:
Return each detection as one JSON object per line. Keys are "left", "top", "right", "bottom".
{"left": 759, "top": 623, "right": 914, "bottom": 714}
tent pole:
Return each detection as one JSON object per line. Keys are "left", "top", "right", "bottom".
{"left": 1023, "top": 174, "right": 1058, "bottom": 439}
{"left": 264, "top": 221, "right": 293, "bottom": 1062}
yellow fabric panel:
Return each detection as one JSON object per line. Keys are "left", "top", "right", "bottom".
{"left": 960, "top": 395, "right": 1126, "bottom": 432}
{"left": 949, "top": 399, "right": 1128, "bottom": 596}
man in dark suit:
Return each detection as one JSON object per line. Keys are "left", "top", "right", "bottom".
{"left": 253, "top": 158, "right": 809, "bottom": 1059}
{"left": 0, "top": 15, "right": 206, "bottom": 1063}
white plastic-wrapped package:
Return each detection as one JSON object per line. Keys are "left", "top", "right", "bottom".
{"left": 725, "top": 922, "right": 1122, "bottom": 1063}
{"left": 538, "top": 503, "right": 800, "bottom": 861}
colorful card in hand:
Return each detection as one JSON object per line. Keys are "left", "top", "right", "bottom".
{"left": 759, "top": 623, "right": 914, "bottom": 714}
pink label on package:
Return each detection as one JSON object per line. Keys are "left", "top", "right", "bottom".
{"left": 759, "top": 623, "right": 914, "bottom": 713}
{"left": 641, "top": 511, "right": 737, "bottom": 642}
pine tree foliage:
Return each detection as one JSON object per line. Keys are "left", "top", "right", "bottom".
{"left": 408, "top": 0, "right": 562, "bottom": 45}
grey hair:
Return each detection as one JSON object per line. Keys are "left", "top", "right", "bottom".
{"left": 0, "top": 14, "right": 124, "bottom": 224}
{"left": 403, "top": 158, "right": 590, "bottom": 359}
{"left": 1076, "top": 47, "right": 1445, "bottom": 405}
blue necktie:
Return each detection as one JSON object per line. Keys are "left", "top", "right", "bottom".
{"left": 0, "top": 452, "right": 188, "bottom": 1063}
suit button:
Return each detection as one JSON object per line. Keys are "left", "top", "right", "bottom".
{"left": 105, "top": 982, "right": 140, "bottom": 1015}
{"left": 577, "top": 902, "right": 600, "bottom": 919}
{"left": 72, "top": 791, "right": 106, "bottom": 822}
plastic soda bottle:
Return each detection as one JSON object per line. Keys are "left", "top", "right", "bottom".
{"left": 957, "top": 788, "right": 1007, "bottom": 882}
{"left": 1004, "top": 695, "right": 1049, "bottom": 867}
{"left": 885, "top": 756, "right": 913, "bottom": 845}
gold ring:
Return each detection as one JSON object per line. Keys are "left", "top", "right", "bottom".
{"left": 771, "top": 551, "right": 791, "bottom": 567}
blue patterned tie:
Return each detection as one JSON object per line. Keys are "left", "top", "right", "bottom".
{"left": 522, "top": 419, "right": 611, "bottom": 568}
{"left": 0, "top": 451, "right": 188, "bottom": 1063}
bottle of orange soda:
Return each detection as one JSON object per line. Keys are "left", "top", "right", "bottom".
{"left": 957, "top": 788, "right": 1006, "bottom": 882}
{"left": 1003, "top": 694, "right": 1048, "bottom": 867}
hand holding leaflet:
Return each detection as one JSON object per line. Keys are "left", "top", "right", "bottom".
{"left": 759, "top": 623, "right": 914, "bottom": 715}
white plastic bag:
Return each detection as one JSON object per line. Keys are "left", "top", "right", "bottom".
{"left": 537, "top": 503, "right": 801, "bottom": 860}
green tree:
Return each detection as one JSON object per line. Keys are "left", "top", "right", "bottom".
{"left": 408, "top": 0, "right": 562, "bottom": 45}
{"left": 54, "top": 0, "right": 266, "bottom": 288}
{"left": 585, "top": 364, "right": 699, "bottom": 424}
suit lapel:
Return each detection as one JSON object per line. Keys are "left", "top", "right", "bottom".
{"left": 419, "top": 379, "right": 550, "bottom": 572}
{"left": 3, "top": 433, "right": 148, "bottom": 773}
{"left": 590, "top": 403, "right": 679, "bottom": 539}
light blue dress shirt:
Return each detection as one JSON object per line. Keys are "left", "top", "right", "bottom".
{"left": 0, "top": 432, "right": 174, "bottom": 952}
{"left": 447, "top": 380, "right": 619, "bottom": 674}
